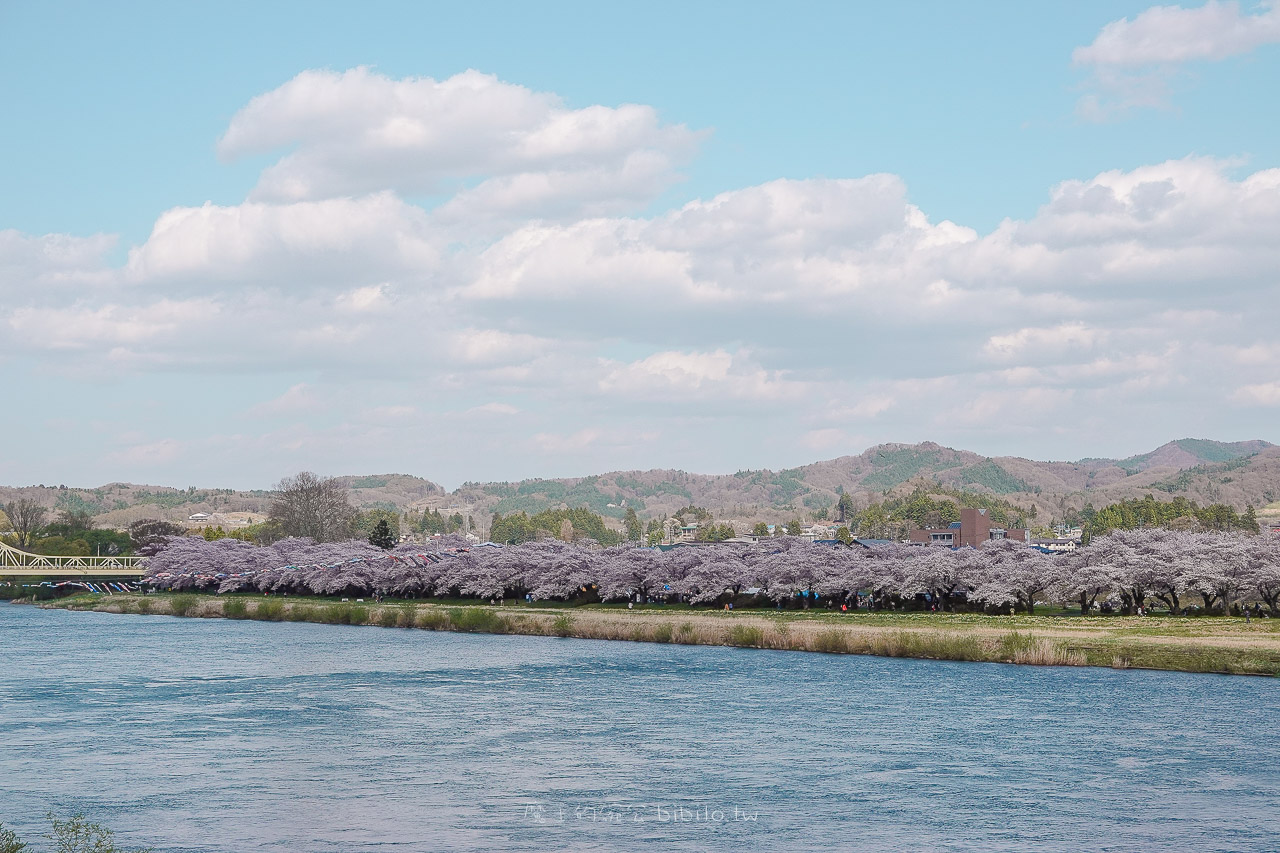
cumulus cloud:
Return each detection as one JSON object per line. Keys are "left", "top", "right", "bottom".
{"left": 462, "top": 402, "right": 520, "bottom": 417}
{"left": 219, "top": 67, "right": 701, "bottom": 224}
{"left": 448, "top": 329, "right": 553, "bottom": 366}
{"left": 104, "top": 438, "right": 184, "bottom": 467}
{"left": 596, "top": 349, "right": 808, "bottom": 405}
{"left": 1233, "top": 381, "right": 1280, "bottom": 405}
{"left": 124, "top": 193, "right": 439, "bottom": 290}
{"left": 531, "top": 428, "right": 602, "bottom": 454}
{"left": 8, "top": 299, "right": 217, "bottom": 351}
{"left": 1074, "top": 1, "right": 1280, "bottom": 66}
{"left": 1073, "top": 1, "right": 1280, "bottom": 118}
{"left": 4, "top": 68, "right": 1279, "bottom": 483}
{"left": 467, "top": 176, "right": 977, "bottom": 316}
{"left": 983, "top": 324, "right": 1105, "bottom": 362}
{"left": 968, "top": 158, "right": 1280, "bottom": 292}
{"left": 249, "top": 384, "right": 325, "bottom": 418}
{"left": 0, "top": 229, "right": 115, "bottom": 294}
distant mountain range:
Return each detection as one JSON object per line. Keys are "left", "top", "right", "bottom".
{"left": 3, "top": 439, "right": 1278, "bottom": 530}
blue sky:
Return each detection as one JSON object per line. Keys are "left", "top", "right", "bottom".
{"left": 2, "top": 0, "right": 1279, "bottom": 489}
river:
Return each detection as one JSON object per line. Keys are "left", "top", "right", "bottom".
{"left": 1, "top": 604, "right": 1277, "bottom": 851}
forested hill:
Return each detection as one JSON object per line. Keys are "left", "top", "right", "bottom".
{"left": 2, "top": 438, "right": 1276, "bottom": 529}
{"left": 453, "top": 438, "right": 1279, "bottom": 525}
{"left": 0, "top": 474, "right": 445, "bottom": 529}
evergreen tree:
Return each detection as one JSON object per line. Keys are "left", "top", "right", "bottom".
{"left": 624, "top": 506, "right": 643, "bottom": 541}
{"left": 835, "top": 492, "right": 855, "bottom": 523}
{"left": 368, "top": 518, "right": 396, "bottom": 549}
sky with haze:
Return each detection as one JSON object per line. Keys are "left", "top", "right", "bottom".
{"left": 3, "top": 0, "right": 1279, "bottom": 489}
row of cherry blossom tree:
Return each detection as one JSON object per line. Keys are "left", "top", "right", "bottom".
{"left": 142, "top": 528, "right": 1280, "bottom": 616}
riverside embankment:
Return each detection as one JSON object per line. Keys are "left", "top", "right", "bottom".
{"left": 36, "top": 593, "right": 1280, "bottom": 676}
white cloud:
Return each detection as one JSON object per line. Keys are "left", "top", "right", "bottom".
{"left": 466, "top": 176, "right": 977, "bottom": 312}
{"left": 5, "top": 67, "right": 1279, "bottom": 483}
{"left": 1073, "top": 2, "right": 1280, "bottom": 117}
{"left": 104, "top": 438, "right": 183, "bottom": 467}
{"left": 983, "top": 323, "right": 1105, "bottom": 361}
{"left": 124, "top": 193, "right": 439, "bottom": 289}
{"left": 0, "top": 229, "right": 115, "bottom": 294}
{"left": 597, "top": 349, "right": 806, "bottom": 403}
{"left": 462, "top": 402, "right": 520, "bottom": 417}
{"left": 969, "top": 158, "right": 1280, "bottom": 290}
{"left": 219, "top": 67, "right": 701, "bottom": 223}
{"left": 1074, "top": 1, "right": 1280, "bottom": 66}
{"left": 1232, "top": 382, "right": 1280, "bottom": 406}
{"left": 337, "top": 284, "right": 391, "bottom": 312}
{"left": 448, "top": 328, "right": 552, "bottom": 365}
{"left": 802, "top": 428, "right": 858, "bottom": 452}
{"left": 250, "top": 384, "right": 324, "bottom": 418}
{"left": 8, "top": 299, "right": 216, "bottom": 351}
{"left": 821, "top": 397, "right": 897, "bottom": 422}
{"left": 370, "top": 405, "right": 418, "bottom": 419}
{"left": 531, "top": 428, "right": 602, "bottom": 454}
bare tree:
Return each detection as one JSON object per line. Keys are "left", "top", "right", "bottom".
{"left": 129, "top": 518, "right": 187, "bottom": 555}
{"left": 269, "top": 472, "right": 356, "bottom": 543}
{"left": 5, "top": 497, "right": 48, "bottom": 549}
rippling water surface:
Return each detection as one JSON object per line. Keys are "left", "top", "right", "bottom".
{"left": 2, "top": 604, "right": 1277, "bottom": 851}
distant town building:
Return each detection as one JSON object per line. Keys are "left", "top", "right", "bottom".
{"left": 1029, "top": 537, "right": 1079, "bottom": 554}
{"left": 188, "top": 512, "right": 211, "bottom": 522}
{"left": 802, "top": 523, "right": 836, "bottom": 542}
{"left": 909, "top": 508, "right": 1026, "bottom": 547}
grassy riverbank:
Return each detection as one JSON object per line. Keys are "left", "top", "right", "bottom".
{"left": 36, "top": 594, "right": 1280, "bottom": 676}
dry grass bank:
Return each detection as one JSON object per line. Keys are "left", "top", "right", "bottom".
{"left": 39, "top": 594, "right": 1280, "bottom": 677}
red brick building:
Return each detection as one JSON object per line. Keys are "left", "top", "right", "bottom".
{"left": 909, "top": 507, "right": 1027, "bottom": 548}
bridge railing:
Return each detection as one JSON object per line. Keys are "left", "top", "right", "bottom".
{"left": 0, "top": 540, "right": 147, "bottom": 576}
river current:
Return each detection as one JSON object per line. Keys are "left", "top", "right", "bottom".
{"left": 1, "top": 604, "right": 1277, "bottom": 852}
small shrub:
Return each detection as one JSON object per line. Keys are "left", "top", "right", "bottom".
{"left": 651, "top": 623, "right": 674, "bottom": 644}
{"left": 376, "top": 608, "right": 399, "bottom": 628}
{"left": 46, "top": 811, "right": 152, "bottom": 853}
{"left": 812, "top": 629, "right": 848, "bottom": 654}
{"left": 450, "top": 608, "right": 509, "bottom": 633}
{"left": 1012, "top": 638, "right": 1086, "bottom": 666}
{"left": 0, "top": 821, "right": 25, "bottom": 853}
{"left": 729, "top": 625, "right": 764, "bottom": 647}
{"left": 257, "top": 599, "right": 285, "bottom": 621}
{"left": 285, "top": 604, "right": 314, "bottom": 622}
{"left": 348, "top": 606, "right": 368, "bottom": 625}
{"left": 222, "top": 598, "right": 248, "bottom": 619}
{"left": 551, "top": 614, "right": 574, "bottom": 637}
{"left": 676, "top": 622, "right": 697, "bottom": 644}
{"left": 136, "top": 598, "right": 152, "bottom": 615}
{"left": 997, "top": 632, "right": 1037, "bottom": 660}
{"left": 320, "top": 604, "right": 350, "bottom": 624}
{"left": 416, "top": 609, "right": 450, "bottom": 630}
{"left": 169, "top": 594, "right": 197, "bottom": 617}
